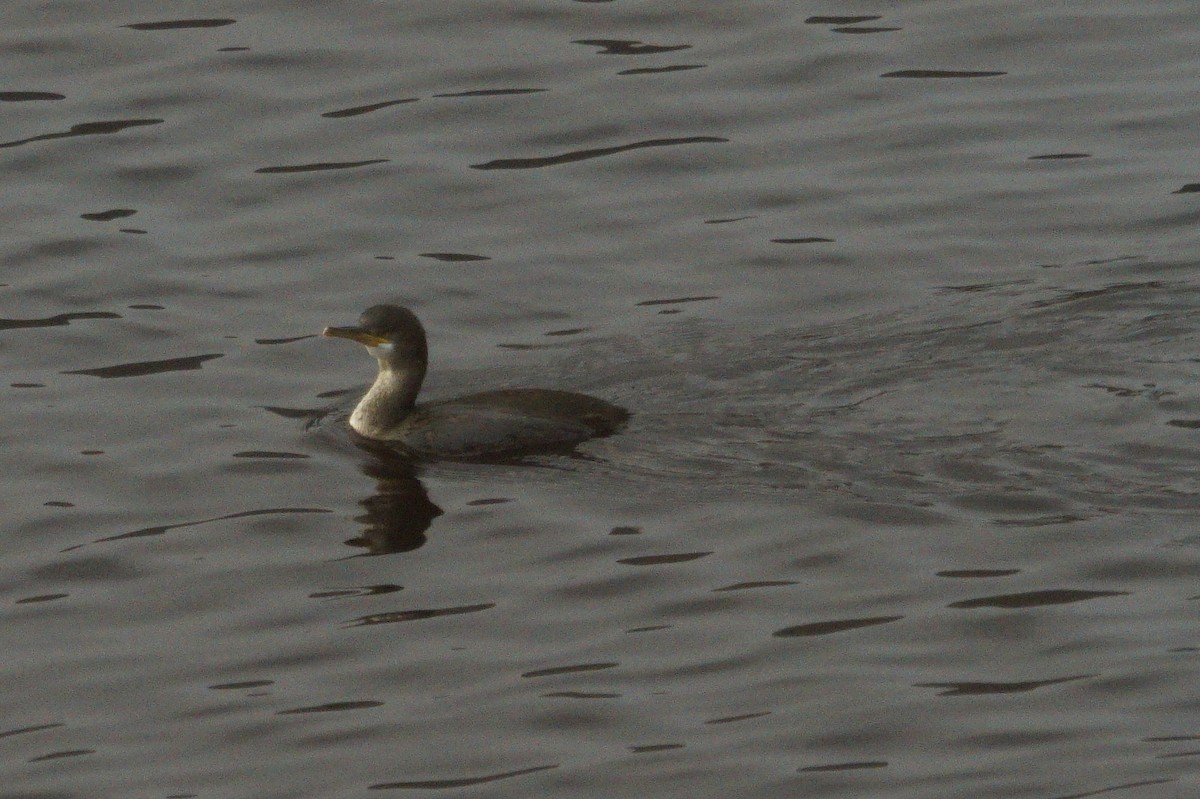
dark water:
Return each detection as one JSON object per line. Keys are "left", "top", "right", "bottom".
{"left": 4, "top": 3, "right": 1200, "bottom": 797}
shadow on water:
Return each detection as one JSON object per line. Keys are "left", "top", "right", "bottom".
{"left": 346, "top": 454, "right": 441, "bottom": 556}
{"left": 304, "top": 408, "right": 622, "bottom": 556}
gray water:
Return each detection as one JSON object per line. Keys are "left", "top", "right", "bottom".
{"left": 3, "top": 2, "right": 1200, "bottom": 797}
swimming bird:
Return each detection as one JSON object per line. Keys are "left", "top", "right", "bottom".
{"left": 322, "top": 304, "right": 628, "bottom": 459}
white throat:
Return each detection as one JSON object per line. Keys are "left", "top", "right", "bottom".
{"left": 347, "top": 343, "right": 424, "bottom": 438}
{"left": 367, "top": 342, "right": 394, "bottom": 359}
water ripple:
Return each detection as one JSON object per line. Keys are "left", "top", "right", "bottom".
{"left": 521, "top": 662, "right": 619, "bottom": 678}
{"left": 277, "top": 700, "right": 383, "bottom": 714}
{"left": 92, "top": 507, "right": 332, "bottom": 543}
{"left": 0, "top": 91, "right": 64, "bottom": 101}
{"left": 881, "top": 69, "right": 1007, "bottom": 78}
{"left": 418, "top": 252, "right": 490, "bottom": 262}
{"left": 369, "top": 764, "right": 558, "bottom": 790}
{"left": 949, "top": 589, "right": 1128, "bottom": 609}
{"left": 619, "top": 65, "right": 706, "bottom": 76}
{"left": 255, "top": 159, "right": 389, "bottom": 174}
{"left": 0, "top": 723, "right": 64, "bottom": 739}
{"left": 572, "top": 39, "right": 691, "bottom": 55}
{"left": 321, "top": 99, "right": 417, "bottom": 118}
{"left": 346, "top": 602, "right": 495, "bottom": 627}
{"left": 122, "top": 18, "right": 236, "bottom": 30}
{"left": 617, "top": 551, "right": 712, "bottom": 566}
{"left": 0, "top": 311, "right": 121, "bottom": 331}
{"left": 80, "top": 209, "right": 137, "bottom": 221}
{"left": 0, "top": 119, "right": 163, "bottom": 149}
{"left": 433, "top": 88, "right": 546, "bottom": 98}
{"left": 914, "top": 674, "right": 1095, "bottom": 695}
{"left": 774, "top": 616, "right": 904, "bottom": 637}
{"left": 806, "top": 15, "right": 883, "bottom": 24}
{"left": 471, "top": 136, "right": 727, "bottom": 170}
{"left": 63, "top": 353, "right": 223, "bottom": 378}
{"left": 799, "top": 760, "right": 888, "bottom": 772}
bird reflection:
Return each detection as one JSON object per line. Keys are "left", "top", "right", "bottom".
{"left": 345, "top": 453, "right": 443, "bottom": 555}
{"left": 341, "top": 438, "right": 585, "bottom": 555}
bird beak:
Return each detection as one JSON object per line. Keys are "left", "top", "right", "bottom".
{"left": 322, "top": 325, "right": 390, "bottom": 347}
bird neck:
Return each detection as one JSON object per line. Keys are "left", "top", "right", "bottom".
{"left": 349, "top": 357, "right": 426, "bottom": 438}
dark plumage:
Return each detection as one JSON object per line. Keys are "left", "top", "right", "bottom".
{"left": 323, "top": 305, "right": 627, "bottom": 459}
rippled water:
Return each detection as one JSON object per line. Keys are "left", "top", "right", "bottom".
{"left": 4, "top": 3, "right": 1200, "bottom": 797}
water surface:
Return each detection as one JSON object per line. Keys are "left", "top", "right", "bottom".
{"left": 3, "top": 2, "right": 1200, "bottom": 797}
